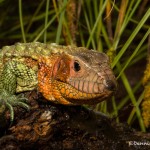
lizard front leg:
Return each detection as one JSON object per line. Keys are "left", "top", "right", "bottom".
{"left": 0, "top": 60, "right": 38, "bottom": 123}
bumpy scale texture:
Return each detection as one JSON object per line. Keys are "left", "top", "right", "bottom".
{"left": 0, "top": 42, "right": 117, "bottom": 121}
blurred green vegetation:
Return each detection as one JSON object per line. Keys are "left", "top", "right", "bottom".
{"left": 0, "top": 0, "right": 150, "bottom": 132}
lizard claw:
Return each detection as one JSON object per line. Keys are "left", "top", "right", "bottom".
{"left": 6, "top": 101, "right": 30, "bottom": 122}
{"left": 16, "top": 94, "right": 29, "bottom": 102}
{"left": 5, "top": 102, "right": 14, "bottom": 122}
{"left": 0, "top": 91, "right": 30, "bottom": 123}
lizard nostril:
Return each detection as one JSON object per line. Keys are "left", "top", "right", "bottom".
{"left": 104, "top": 79, "right": 117, "bottom": 91}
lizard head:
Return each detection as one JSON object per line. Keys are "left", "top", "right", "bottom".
{"left": 38, "top": 47, "right": 117, "bottom": 105}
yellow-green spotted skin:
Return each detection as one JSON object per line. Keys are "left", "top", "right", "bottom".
{"left": 0, "top": 42, "right": 117, "bottom": 122}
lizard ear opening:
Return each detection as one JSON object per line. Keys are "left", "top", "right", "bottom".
{"left": 52, "top": 55, "right": 71, "bottom": 82}
{"left": 52, "top": 57, "right": 62, "bottom": 77}
{"left": 56, "top": 60, "right": 61, "bottom": 72}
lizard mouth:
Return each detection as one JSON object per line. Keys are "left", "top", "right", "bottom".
{"left": 60, "top": 72, "right": 117, "bottom": 104}
{"left": 68, "top": 78, "right": 117, "bottom": 94}
{"left": 55, "top": 78, "right": 116, "bottom": 105}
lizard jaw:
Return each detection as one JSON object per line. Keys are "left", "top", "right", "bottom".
{"left": 67, "top": 77, "right": 117, "bottom": 94}
{"left": 51, "top": 80, "right": 114, "bottom": 105}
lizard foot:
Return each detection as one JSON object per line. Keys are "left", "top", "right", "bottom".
{"left": 0, "top": 90, "right": 30, "bottom": 123}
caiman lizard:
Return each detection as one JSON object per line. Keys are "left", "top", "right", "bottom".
{"left": 0, "top": 42, "right": 117, "bottom": 122}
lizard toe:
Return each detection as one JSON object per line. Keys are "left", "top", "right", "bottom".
{"left": 5, "top": 102, "right": 14, "bottom": 122}
{"left": 0, "top": 91, "right": 30, "bottom": 123}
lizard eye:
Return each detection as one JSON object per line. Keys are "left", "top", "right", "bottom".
{"left": 74, "top": 61, "right": 81, "bottom": 72}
